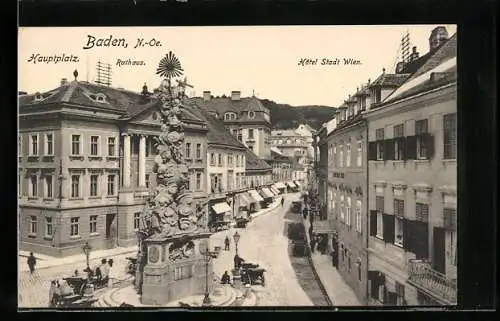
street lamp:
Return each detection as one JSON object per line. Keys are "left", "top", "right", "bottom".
{"left": 200, "top": 247, "right": 212, "bottom": 306}
{"left": 82, "top": 241, "right": 92, "bottom": 269}
{"left": 233, "top": 231, "right": 240, "bottom": 256}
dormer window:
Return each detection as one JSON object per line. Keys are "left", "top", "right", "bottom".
{"left": 96, "top": 93, "right": 106, "bottom": 102}
{"left": 210, "top": 112, "right": 218, "bottom": 119}
{"left": 224, "top": 112, "right": 237, "bottom": 121}
{"left": 248, "top": 111, "right": 255, "bottom": 119}
{"left": 34, "top": 93, "right": 43, "bottom": 101}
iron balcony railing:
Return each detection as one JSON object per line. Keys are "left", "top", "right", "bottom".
{"left": 408, "top": 259, "right": 457, "bottom": 305}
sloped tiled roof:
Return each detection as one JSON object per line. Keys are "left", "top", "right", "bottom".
{"left": 245, "top": 149, "right": 272, "bottom": 172}
{"left": 193, "top": 96, "right": 269, "bottom": 123}
{"left": 272, "top": 129, "right": 299, "bottom": 137}
{"left": 328, "top": 113, "right": 364, "bottom": 138}
{"left": 188, "top": 101, "right": 247, "bottom": 150}
{"left": 370, "top": 73, "right": 410, "bottom": 88}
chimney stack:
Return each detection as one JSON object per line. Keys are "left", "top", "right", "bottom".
{"left": 429, "top": 26, "right": 449, "bottom": 52}
{"left": 60, "top": 78, "right": 68, "bottom": 86}
{"left": 410, "top": 46, "right": 420, "bottom": 61}
{"left": 396, "top": 62, "right": 405, "bottom": 74}
{"left": 203, "top": 91, "right": 211, "bottom": 101}
{"left": 231, "top": 91, "right": 241, "bottom": 101}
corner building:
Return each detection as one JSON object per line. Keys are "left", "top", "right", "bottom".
{"left": 366, "top": 34, "right": 457, "bottom": 305}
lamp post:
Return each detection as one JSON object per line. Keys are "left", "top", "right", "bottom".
{"left": 201, "top": 247, "right": 212, "bottom": 306}
{"left": 233, "top": 231, "right": 240, "bottom": 256}
{"left": 82, "top": 241, "right": 92, "bottom": 269}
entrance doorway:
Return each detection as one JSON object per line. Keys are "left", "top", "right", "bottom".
{"left": 106, "top": 214, "right": 117, "bottom": 248}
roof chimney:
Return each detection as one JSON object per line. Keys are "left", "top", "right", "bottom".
{"left": 203, "top": 91, "right": 211, "bottom": 101}
{"left": 382, "top": 68, "right": 386, "bottom": 74}
{"left": 429, "top": 26, "right": 449, "bottom": 52}
{"left": 410, "top": 46, "right": 420, "bottom": 61}
{"left": 141, "top": 83, "right": 148, "bottom": 95}
{"left": 396, "top": 62, "right": 405, "bottom": 74}
{"left": 231, "top": 91, "right": 241, "bottom": 101}
{"left": 60, "top": 78, "right": 68, "bottom": 86}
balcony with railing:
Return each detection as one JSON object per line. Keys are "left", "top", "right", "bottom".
{"left": 407, "top": 259, "right": 457, "bottom": 305}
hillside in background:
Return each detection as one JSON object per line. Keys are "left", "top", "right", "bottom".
{"left": 260, "top": 99, "right": 337, "bottom": 130}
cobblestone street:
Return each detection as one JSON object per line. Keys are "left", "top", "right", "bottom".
{"left": 18, "top": 253, "right": 133, "bottom": 308}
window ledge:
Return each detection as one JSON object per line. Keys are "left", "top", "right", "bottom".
{"left": 43, "top": 236, "right": 53, "bottom": 241}
{"left": 42, "top": 155, "right": 55, "bottom": 158}
{"left": 70, "top": 235, "right": 82, "bottom": 240}
{"left": 88, "top": 196, "right": 102, "bottom": 200}
{"left": 106, "top": 195, "right": 117, "bottom": 199}
{"left": 375, "top": 235, "right": 384, "bottom": 240}
{"left": 90, "top": 232, "right": 100, "bottom": 237}
{"left": 69, "top": 155, "right": 84, "bottom": 160}
{"left": 27, "top": 197, "right": 39, "bottom": 201}
{"left": 442, "top": 159, "right": 456, "bottom": 165}
{"left": 28, "top": 155, "right": 39, "bottom": 158}
{"left": 414, "top": 159, "right": 431, "bottom": 164}
{"left": 88, "top": 156, "right": 103, "bottom": 160}
{"left": 69, "top": 197, "right": 84, "bottom": 201}
{"left": 43, "top": 198, "right": 55, "bottom": 201}
{"left": 28, "top": 233, "right": 37, "bottom": 238}
{"left": 106, "top": 156, "right": 119, "bottom": 161}
{"left": 394, "top": 242, "right": 404, "bottom": 248}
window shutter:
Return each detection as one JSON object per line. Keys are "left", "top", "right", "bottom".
{"left": 368, "top": 142, "right": 377, "bottom": 161}
{"left": 424, "top": 133, "right": 435, "bottom": 160}
{"left": 370, "top": 210, "right": 377, "bottom": 237}
{"left": 402, "top": 219, "right": 413, "bottom": 252}
{"left": 383, "top": 139, "right": 393, "bottom": 161}
{"left": 404, "top": 135, "right": 417, "bottom": 160}
{"left": 382, "top": 214, "right": 395, "bottom": 243}
{"left": 413, "top": 221, "right": 429, "bottom": 259}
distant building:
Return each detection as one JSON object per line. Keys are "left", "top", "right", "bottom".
{"left": 194, "top": 91, "right": 272, "bottom": 160}
{"left": 269, "top": 147, "right": 293, "bottom": 183}
{"left": 18, "top": 79, "right": 209, "bottom": 257}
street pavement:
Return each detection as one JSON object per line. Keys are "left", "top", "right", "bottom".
{"left": 18, "top": 252, "right": 133, "bottom": 308}
{"left": 210, "top": 193, "right": 315, "bottom": 306}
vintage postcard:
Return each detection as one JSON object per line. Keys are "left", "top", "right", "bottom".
{"left": 18, "top": 25, "right": 457, "bottom": 309}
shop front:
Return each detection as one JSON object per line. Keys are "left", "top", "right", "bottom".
{"left": 208, "top": 200, "right": 232, "bottom": 232}
{"left": 286, "top": 181, "right": 299, "bottom": 193}
{"left": 270, "top": 185, "right": 281, "bottom": 195}
{"left": 274, "top": 182, "right": 287, "bottom": 194}
{"left": 258, "top": 187, "right": 275, "bottom": 207}
{"left": 247, "top": 189, "right": 264, "bottom": 213}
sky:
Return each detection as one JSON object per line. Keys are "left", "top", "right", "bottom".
{"left": 19, "top": 25, "right": 456, "bottom": 107}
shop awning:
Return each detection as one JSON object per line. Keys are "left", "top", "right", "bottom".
{"left": 248, "top": 189, "right": 264, "bottom": 202}
{"left": 260, "top": 187, "right": 275, "bottom": 198}
{"left": 287, "top": 181, "right": 297, "bottom": 188}
{"left": 275, "top": 182, "right": 287, "bottom": 189}
{"left": 270, "top": 186, "right": 281, "bottom": 195}
{"left": 237, "top": 193, "right": 252, "bottom": 207}
{"left": 211, "top": 202, "right": 232, "bottom": 214}
{"left": 294, "top": 180, "right": 302, "bottom": 187}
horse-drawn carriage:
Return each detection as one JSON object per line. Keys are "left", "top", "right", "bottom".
{"left": 291, "top": 201, "right": 302, "bottom": 213}
{"left": 208, "top": 220, "right": 231, "bottom": 233}
{"left": 240, "top": 262, "right": 266, "bottom": 286}
{"left": 235, "top": 217, "right": 250, "bottom": 228}
{"left": 51, "top": 277, "right": 99, "bottom": 308}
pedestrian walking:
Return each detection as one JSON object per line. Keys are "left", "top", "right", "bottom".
{"left": 281, "top": 197, "right": 285, "bottom": 207}
{"left": 48, "top": 280, "right": 57, "bottom": 307}
{"left": 107, "top": 258, "right": 115, "bottom": 288}
{"left": 27, "top": 252, "right": 36, "bottom": 274}
{"left": 224, "top": 236, "right": 231, "bottom": 251}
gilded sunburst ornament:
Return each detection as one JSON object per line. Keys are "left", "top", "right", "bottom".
{"left": 156, "top": 51, "right": 184, "bottom": 79}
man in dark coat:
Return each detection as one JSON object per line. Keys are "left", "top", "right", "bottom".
{"left": 281, "top": 197, "right": 285, "bottom": 207}
{"left": 224, "top": 236, "right": 230, "bottom": 251}
{"left": 234, "top": 254, "right": 244, "bottom": 270}
{"left": 27, "top": 252, "right": 36, "bottom": 274}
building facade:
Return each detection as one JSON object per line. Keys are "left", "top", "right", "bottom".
{"left": 19, "top": 79, "right": 209, "bottom": 257}
{"left": 366, "top": 33, "right": 457, "bottom": 306}
{"left": 195, "top": 91, "right": 272, "bottom": 160}
{"left": 269, "top": 148, "right": 293, "bottom": 183}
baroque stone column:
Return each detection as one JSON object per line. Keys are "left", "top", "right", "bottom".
{"left": 139, "top": 135, "right": 146, "bottom": 188}
{"left": 123, "top": 134, "right": 131, "bottom": 188}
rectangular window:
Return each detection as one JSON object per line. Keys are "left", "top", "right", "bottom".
{"left": 196, "top": 143, "right": 201, "bottom": 159}
{"left": 108, "top": 137, "right": 116, "bottom": 156}
{"left": 134, "top": 213, "right": 141, "bottom": 230}
{"left": 339, "top": 145, "right": 344, "bottom": 167}
{"left": 355, "top": 200, "right": 362, "bottom": 233}
{"left": 443, "top": 113, "right": 457, "bottom": 159}
{"left": 218, "top": 154, "right": 223, "bottom": 167}
{"left": 146, "top": 174, "right": 150, "bottom": 188}
{"left": 356, "top": 141, "right": 362, "bottom": 167}
{"left": 346, "top": 197, "right": 352, "bottom": 227}
{"left": 394, "top": 217, "right": 404, "bottom": 246}
{"left": 376, "top": 128, "right": 384, "bottom": 160}
{"left": 30, "top": 216, "right": 38, "bottom": 234}
{"left": 346, "top": 144, "right": 351, "bottom": 167}
{"left": 30, "top": 175, "right": 38, "bottom": 197}
{"left": 45, "top": 175, "right": 53, "bottom": 198}
{"left": 45, "top": 217, "right": 53, "bottom": 237}
{"left": 232, "top": 128, "right": 238, "bottom": 136}
{"left": 395, "top": 282, "right": 405, "bottom": 305}
{"left": 18, "top": 135, "right": 22, "bottom": 156}
{"left": 107, "top": 175, "right": 115, "bottom": 195}
{"left": 416, "top": 119, "right": 428, "bottom": 159}
{"left": 90, "top": 175, "right": 98, "bottom": 196}
{"left": 443, "top": 207, "right": 457, "bottom": 230}
{"left": 174, "top": 265, "right": 193, "bottom": 281}
{"left": 393, "top": 124, "right": 404, "bottom": 160}
{"left": 376, "top": 212, "right": 383, "bottom": 238}
{"left": 186, "top": 171, "right": 191, "bottom": 190}
{"left": 248, "top": 129, "right": 254, "bottom": 139}
{"left": 70, "top": 217, "right": 79, "bottom": 236}
{"left": 30, "top": 135, "right": 38, "bottom": 156}
{"left": 196, "top": 172, "right": 202, "bottom": 190}
{"left": 71, "top": 175, "right": 80, "bottom": 198}
{"left": 90, "top": 136, "right": 99, "bottom": 156}
{"left": 237, "top": 129, "right": 242, "bottom": 142}
{"left": 45, "top": 133, "right": 54, "bottom": 155}
{"left": 394, "top": 199, "right": 405, "bottom": 217}
{"left": 416, "top": 203, "right": 429, "bottom": 222}
{"left": 228, "top": 153, "right": 233, "bottom": 166}
{"left": 185, "top": 142, "right": 191, "bottom": 159}
{"left": 340, "top": 195, "right": 345, "bottom": 222}
{"left": 210, "top": 153, "right": 216, "bottom": 166}
{"left": 375, "top": 196, "right": 384, "bottom": 212}
{"left": 71, "top": 135, "right": 81, "bottom": 155}
{"left": 89, "top": 215, "right": 97, "bottom": 234}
